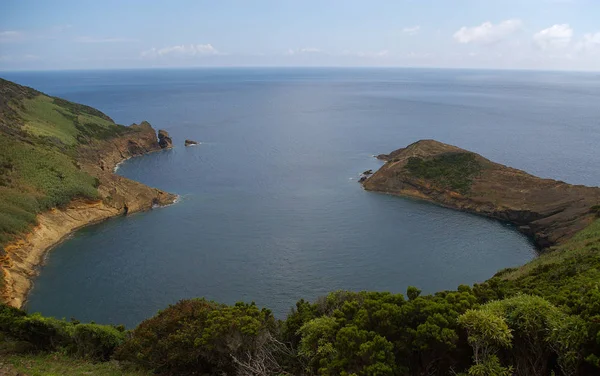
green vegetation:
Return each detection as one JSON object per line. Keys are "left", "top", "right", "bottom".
{"left": 3, "top": 220, "right": 598, "bottom": 375}
{"left": 115, "top": 299, "right": 279, "bottom": 375}
{"left": 0, "top": 304, "right": 125, "bottom": 361}
{"left": 404, "top": 152, "right": 483, "bottom": 194}
{"left": 6, "top": 353, "right": 149, "bottom": 376}
{"left": 0, "top": 78, "right": 133, "bottom": 247}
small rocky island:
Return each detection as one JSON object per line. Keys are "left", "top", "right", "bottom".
{"left": 158, "top": 129, "right": 173, "bottom": 149}
{"left": 185, "top": 139, "right": 199, "bottom": 146}
{"left": 362, "top": 140, "right": 600, "bottom": 249}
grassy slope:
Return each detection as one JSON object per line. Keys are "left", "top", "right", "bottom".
{"left": 404, "top": 152, "right": 483, "bottom": 194}
{"left": 0, "top": 78, "right": 133, "bottom": 247}
{"left": 6, "top": 353, "right": 149, "bottom": 376}
{"left": 488, "top": 218, "right": 600, "bottom": 319}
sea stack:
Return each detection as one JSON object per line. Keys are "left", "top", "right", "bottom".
{"left": 185, "top": 139, "right": 199, "bottom": 146}
{"left": 158, "top": 129, "right": 173, "bottom": 149}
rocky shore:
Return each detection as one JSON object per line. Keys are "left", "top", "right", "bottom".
{"left": 2, "top": 122, "right": 177, "bottom": 308}
{"left": 362, "top": 140, "right": 600, "bottom": 249}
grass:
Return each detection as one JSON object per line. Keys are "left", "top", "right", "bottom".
{"left": 0, "top": 80, "right": 133, "bottom": 247}
{"left": 20, "top": 96, "right": 80, "bottom": 145}
{"left": 477, "top": 218, "right": 600, "bottom": 321}
{"left": 18, "top": 95, "right": 127, "bottom": 146}
{"left": 501, "top": 218, "right": 600, "bottom": 281}
{"left": 0, "top": 140, "right": 100, "bottom": 245}
{"left": 404, "top": 152, "right": 483, "bottom": 194}
{"left": 6, "top": 353, "right": 150, "bottom": 376}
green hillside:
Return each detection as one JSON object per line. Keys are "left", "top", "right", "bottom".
{"left": 0, "top": 78, "right": 133, "bottom": 246}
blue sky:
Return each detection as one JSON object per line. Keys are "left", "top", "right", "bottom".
{"left": 1, "top": 0, "right": 599, "bottom": 71}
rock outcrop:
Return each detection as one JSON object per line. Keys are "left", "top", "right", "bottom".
{"left": 358, "top": 170, "right": 373, "bottom": 183}
{"left": 184, "top": 139, "right": 198, "bottom": 146}
{"left": 362, "top": 140, "right": 600, "bottom": 249}
{"left": 158, "top": 129, "right": 173, "bottom": 149}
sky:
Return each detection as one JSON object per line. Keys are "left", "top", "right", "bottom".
{"left": 1, "top": 0, "right": 599, "bottom": 71}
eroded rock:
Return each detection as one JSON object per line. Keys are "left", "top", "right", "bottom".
{"left": 158, "top": 129, "right": 173, "bottom": 149}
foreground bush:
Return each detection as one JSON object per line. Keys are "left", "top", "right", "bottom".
{"left": 72, "top": 323, "right": 126, "bottom": 361}
{"left": 0, "top": 303, "right": 125, "bottom": 361}
{"left": 459, "top": 295, "right": 588, "bottom": 376}
{"left": 115, "top": 299, "right": 283, "bottom": 375}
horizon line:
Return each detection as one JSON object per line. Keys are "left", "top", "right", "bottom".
{"left": 2, "top": 65, "right": 600, "bottom": 74}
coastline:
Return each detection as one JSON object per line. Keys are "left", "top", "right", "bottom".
{"left": 362, "top": 140, "right": 600, "bottom": 250}
{"left": 1, "top": 124, "right": 177, "bottom": 308}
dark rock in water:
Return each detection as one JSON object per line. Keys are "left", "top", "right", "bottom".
{"left": 185, "top": 139, "right": 198, "bottom": 146}
{"left": 158, "top": 130, "right": 173, "bottom": 149}
{"left": 358, "top": 170, "right": 373, "bottom": 183}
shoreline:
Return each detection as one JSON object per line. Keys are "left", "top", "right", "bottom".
{"left": 362, "top": 140, "right": 600, "bottom": 250}
{"left": 1, "top": 126, "right": 177, "bottom": 309}
{"left": 11, "top": 204, "right": 126, "bottom": 310}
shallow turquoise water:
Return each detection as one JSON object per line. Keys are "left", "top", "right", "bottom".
{"left": 4, "top": 68, "right": 599, "bottom": 326}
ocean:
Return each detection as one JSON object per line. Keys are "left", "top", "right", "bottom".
{"left": 4, "top": 68, "right": 599, "bottom": 327}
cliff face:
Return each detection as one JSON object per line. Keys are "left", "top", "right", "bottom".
{"left": 363, "top": 140, "right": 600, "bottom": 248}
{"left": 0, "top": 78, "right": 177, "bottom": 307}
{"left": 2, "top": 124, "right": 177, "bottom": 308}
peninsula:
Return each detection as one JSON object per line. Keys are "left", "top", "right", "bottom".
{"left": 362, "top": 140, "right": 600, "bottom": 249}
{"left": 0, "top": 78, "right": 177, "bottom": 308}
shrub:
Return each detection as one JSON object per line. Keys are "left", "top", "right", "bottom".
{"left": 115, "top": 299, "right": 279, "bottom": 375}
{"left": 404, "top": 152, "right": 483, "bottom": 194}
{"left": 71, "top": 323, "right": 126, "bottom": 361}
{"left": 0, "top": 304, "right": 126, "bottom": 360}
{"left": 3, "top": 311, "right": 72, "bottom": 351}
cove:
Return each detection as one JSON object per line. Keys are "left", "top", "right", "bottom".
{"left": 17, "top": 68, "right": 600, "bottom": 327}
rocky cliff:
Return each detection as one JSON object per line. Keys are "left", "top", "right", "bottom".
{"left": 158, "top": 129, "right": 173, "bottom": 149}
{"left": 363, "top": 140, "right": 600, "bottom": 249}
{"left": 2, "top": 124, "right": 177, "bottom": 308}
{"left": 0, "top": 78, "right": 177, "bottom": 307}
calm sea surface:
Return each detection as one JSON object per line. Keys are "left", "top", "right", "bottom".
{"left": 4, "top": 68, "right": 600, "bottom": 327}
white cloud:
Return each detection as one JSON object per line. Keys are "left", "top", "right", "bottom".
{"left": 345, "top": 50, "right": 390, "bottom": 59}
{"left": 453, "top": 19, "right": 523, "bottom": 44}
{"left": 402, "top": 26, "right": 420, "bottom": 36}
{"left": 406, "top": 52, "right": 432, "bottom": 59}
{"left": 575, "top": 32, "right": 600, "bottom": 53}
{"left": 0, "top": 30, "right": 24, "bottom": 42}
{"left": 141, "top": 44, "right": 221, "bottom": 58}
{"left": 285, "top": 47, "right": 322, "bottom": 55}
{"left": 0, "top": 54, "right": 40, "bottom": 62}
{"left": 533, "top": 24, "right": 573, "bottom": 50}
{"left": 76, "top": 36, "right": 137, "bottom": 43}
{"left": 361, "top": 50, "right": 389, "bottom": 58}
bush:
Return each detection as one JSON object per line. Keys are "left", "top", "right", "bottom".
{"left": 4, "top": 312, "right": 72, "bottom": 351}
{"left": 0, "top": 304, "right": 125, "bottom": 361}
{"left": 0, "top": 303, "right": 27, "bottom": 330}
{"left": 115, "top": 299, "right": 279, "bottom": 375}
{"left": 71, "top": 323, "right": 126, "bottom": 361}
